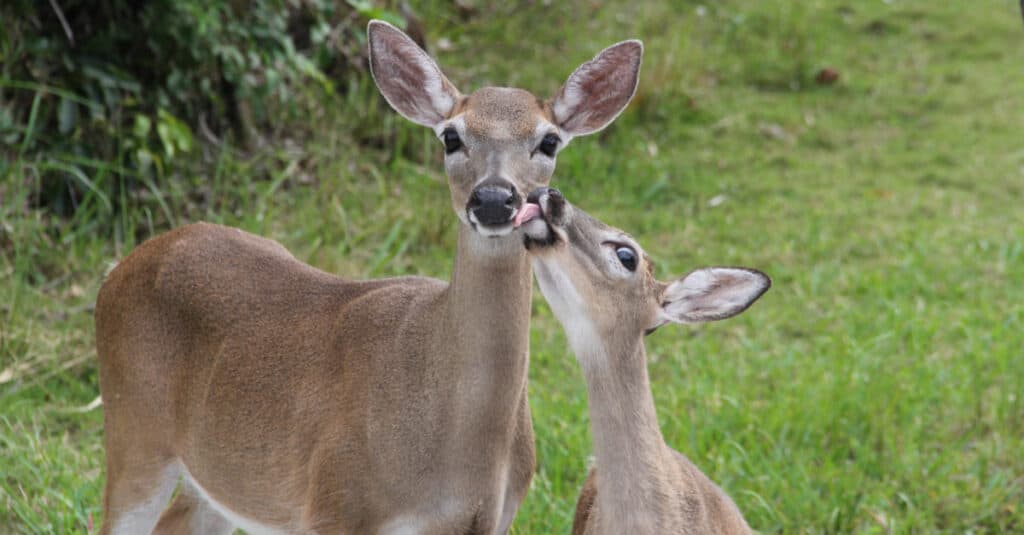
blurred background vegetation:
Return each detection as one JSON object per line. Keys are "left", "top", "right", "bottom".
{"left": 2, "top": 0, "right": 1022, "bottom": 533}
{"left": 1, "top": 0, "right": 416, "bottom": 274}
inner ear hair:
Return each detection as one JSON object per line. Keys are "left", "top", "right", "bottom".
{"left": 367, "top": 20, "right": 461, "bottom": 127}
{"left": 660, "top": 267, "right": 771, "bottom": 324}
{"left": 550, "top": 39, "right": 643, "bottom": 136}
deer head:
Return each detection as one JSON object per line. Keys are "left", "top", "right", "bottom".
{"left": 518, "top": 187, "right": 771, "bottom": 342}
{"left": 368, "top": 21, "right": 643, "bottom": 238}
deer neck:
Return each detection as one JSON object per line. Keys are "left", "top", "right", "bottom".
{"left": 576, "top": 332, "right": 669, "bottom": 523}
{"left": 445, "top": 223, "right": 533, "bottom": 343}
{"left": 438, "top": 223, "right": 533, "bottom": 435}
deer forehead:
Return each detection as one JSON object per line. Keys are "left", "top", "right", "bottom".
{"left": 457, "top": 87, "right": 554, "bottom": 139}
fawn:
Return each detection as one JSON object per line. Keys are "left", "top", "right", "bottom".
{"left": 517, "top": 188, "right": 768, "bottom": 534}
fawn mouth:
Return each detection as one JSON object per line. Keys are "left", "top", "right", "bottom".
{"left": 516, "top": 187, "right": 565, "bottom": 249}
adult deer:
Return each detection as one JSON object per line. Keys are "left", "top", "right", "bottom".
{"left": 517, "top": 189, "right": 768, "bottom": 535}
{"left": 94, "top": 21, "right": 642, "bottom": 534}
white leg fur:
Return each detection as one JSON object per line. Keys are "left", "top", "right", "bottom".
{"left": 107, "top": 464, "right": 179, "bottom": 535}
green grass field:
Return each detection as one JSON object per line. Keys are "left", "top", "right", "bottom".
{"left": 2, "top": 1, "right": 1023, "bottom": 533}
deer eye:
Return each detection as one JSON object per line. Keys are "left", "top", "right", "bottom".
{"left": 442, "top": 128, "right": 462, "bottom": 154}
{"left": 538, "top": 133, "right": 560, "bottom": 157}
{"left": 615, "top": 246, "right": 638, "bottom": 272}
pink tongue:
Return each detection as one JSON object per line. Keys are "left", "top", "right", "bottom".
{"left": 516, "top": 199, "right": 540, "bottom": 224}
{"left": 514, "top": 203, "right": 542, "bottom": 228}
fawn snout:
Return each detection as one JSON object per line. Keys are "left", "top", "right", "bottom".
{"left": 517, "top": 186, "right": 568, "bottom": 248}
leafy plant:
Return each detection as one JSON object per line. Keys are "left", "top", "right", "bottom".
{"left": 0, "top": 0, "right": 403, "bottom": 241}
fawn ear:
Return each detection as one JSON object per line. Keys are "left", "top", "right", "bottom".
{"left": 650, "top": 268, "right": 770, "bottom": 330}
{"left": 368, "top": 20, "right": 461, "bottom": 128}
{"left": 550, "top": 40, "right": 643, "bottom": 137}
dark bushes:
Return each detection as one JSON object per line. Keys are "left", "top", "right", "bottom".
{"left": 0, "top": 0, "right": 403, "bottom": 225}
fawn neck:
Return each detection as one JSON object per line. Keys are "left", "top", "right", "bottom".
{"left": 577, "top": 331, "right": 669, "bottom": 521}
{"left": 440, "top": 224, "right": 533, "bottom": 438}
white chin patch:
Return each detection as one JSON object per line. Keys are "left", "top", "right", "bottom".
{"left": 477, "top": 223, "right": 515, "bottom": 237}
{"left": 468, "top": 210, "right": 514, "bottom": 237}
{"left": 522, "top": 218, "right": 551, "bottom": 241}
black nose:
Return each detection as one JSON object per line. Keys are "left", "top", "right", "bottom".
{"left": 468, "top": 184, "right": 519, "bottom": 226}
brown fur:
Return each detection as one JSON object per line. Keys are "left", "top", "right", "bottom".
{"left": 570, "top": 454, "right": 752, "bottom": 535}
{"left": 463, "top": 88, "right": 555, "bottom": 138}
{"left": 571, "top": 471, "right": 598, "bottom": 535}
{"left": 526, "top": 193, "right": 760, "bottom": 534}
{"left": 564, "top": 332, "right": 750, "bottom": 535}
{"left": 97, "top": 21, "right": 643, "bottom": 534}
{"left": 97, "top": 223, "right": 535, "bottom": 533}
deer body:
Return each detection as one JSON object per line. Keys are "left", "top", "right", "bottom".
{"left": 519, "top": 190, "right": 768, "bottom": 535}
{"left": 96, "top": 222, "right": 533, "bottom": 533}
{"left": 566, "top": 332, "right": 753, "bottom": 535}
{"left": 95, "top": 21, "right": 643, "bottom": 534}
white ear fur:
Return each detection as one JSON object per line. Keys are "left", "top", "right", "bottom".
{"left": 367, "top": 20, "right": 461, "bottom": 127}
{"left": 550, "top": 40, "right": 643, "bottom": 136}
{"left": 653, "top": 267, "right": 770, "bottom": 327}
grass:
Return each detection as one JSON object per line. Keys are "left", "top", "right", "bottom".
{"left": 2, "top": 0, "right": 1023, "bottom": 532}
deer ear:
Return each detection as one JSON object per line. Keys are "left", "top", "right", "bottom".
{"left": 367, "top": 20, "right": 461, "bottom": 128}
{"left": 649, "top": 268, "right": 770, "bottom": 330}
{"left": 550, "top": 40, "right": 643, "bottom": 137}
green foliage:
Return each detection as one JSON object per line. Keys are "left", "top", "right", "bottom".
{"left": 0, "top": 0, "right": 413, "bottom": 285}
{"left": 0, "top": 0, "right": 403, "bottom": 244}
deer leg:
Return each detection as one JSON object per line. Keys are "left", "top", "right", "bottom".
{"left": 153, "top": 488, "right": 234, "bottom": 535}
{"left": 99, "top": 454, "right": 179, "bottom": 535}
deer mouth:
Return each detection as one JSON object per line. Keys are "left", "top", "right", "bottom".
{"left": 517, "top": 187, "right": 567, "bottom": 249}
{"left": 465, "top": 180, "right": 522, "bottom": 237}
{"left": 469, "top": 218, "right": 517, "bottom": 237}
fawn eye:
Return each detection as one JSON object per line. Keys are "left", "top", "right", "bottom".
{"left": 442, "top": 128, "right": 462, "bottom": 154}
{"left": 537, "top": 133, "right": 560, "bottom": 157}
{"left": 615, "top": 246, "right": 638, "bottom": 272}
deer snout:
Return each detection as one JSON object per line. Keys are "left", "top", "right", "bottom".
{"left": 520, "top": 187, "right": 568, "bottom": 248}
{"left": 467, "top": 180, "right": 521, "bottom": 227}
{"left": 526, "top": 187, "right": 566, "bottom": 223}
